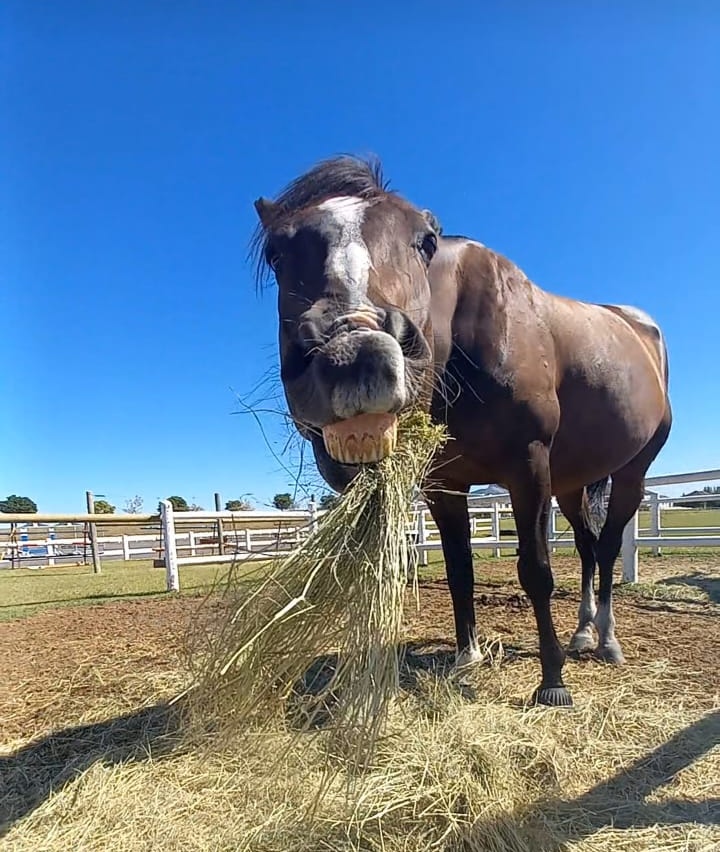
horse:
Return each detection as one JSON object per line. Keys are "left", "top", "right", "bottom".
{"left": 252, "top": 155, "right": 671, "bottom": 707}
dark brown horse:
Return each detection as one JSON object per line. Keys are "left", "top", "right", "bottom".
{"left": 252, "top": 156, "right": 671, "bottom": 706}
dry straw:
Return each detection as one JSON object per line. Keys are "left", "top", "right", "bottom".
{"left": 5, "top": 649, "right": 719, "bottom": 851}
{"left": 183, "top": 410, "right": 447, "bottom": 769}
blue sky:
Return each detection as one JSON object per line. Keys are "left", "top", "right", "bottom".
{"left": 2, "top": 2, "right": 718, "bottom": 512}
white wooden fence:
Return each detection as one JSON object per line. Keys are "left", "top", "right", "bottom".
{"left": 2, "top": 469, "right": 719, "bottom": 591}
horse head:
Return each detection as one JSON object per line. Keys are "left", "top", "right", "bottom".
{"left": 253, "top": 155, "right": 439, "bottom": 491}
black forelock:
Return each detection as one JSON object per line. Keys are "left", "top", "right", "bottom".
{"left": 250, "top": 155, "right": 391, "bottom": 287}
{"left": 269, "top": 154, "right": 389, "bottom": 211}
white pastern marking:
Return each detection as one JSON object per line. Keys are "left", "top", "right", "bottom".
{"left": 594, "top": 600, "right": 617, "bottom": 644}
{"left": 317, "top": 197, "right": 371, "bottom": 304}
{"left": 455, "top": 633, "right": 483, "bottom": 667}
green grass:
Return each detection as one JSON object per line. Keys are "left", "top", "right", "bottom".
{"left": 0, "top": 560, "right": 246, "bottom": 622}
{"left": 3, "top": 517, "right": 718, "bottom": 624}
{"left": 532, "top": 508, "right": 720, "bottom": 535}
{"left": 1, "top": 553, "right": 458, "bottom": 625}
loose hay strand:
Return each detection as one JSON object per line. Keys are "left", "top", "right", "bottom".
{"left": 184, "top": 410, "right": 448, "bottom": 768}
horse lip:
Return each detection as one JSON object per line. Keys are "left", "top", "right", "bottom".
{"left": 321, "top": 413, "right": 398, "bottom": 464}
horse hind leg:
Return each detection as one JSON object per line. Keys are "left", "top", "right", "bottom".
{"left": 593, "top": 475, "right": 647, "bottom": 665}
{"left": 593, "top": 404, "right": 671, "bottom": 666}
{"left": 557, "top": 490, "right": 598, "bottom": 655}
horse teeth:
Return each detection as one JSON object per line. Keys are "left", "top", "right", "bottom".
{"left": 362, "top": 435, "right": 379, "bottom": 462}
{"left": 322, "top": 413, "right": 398, "bottom": 464}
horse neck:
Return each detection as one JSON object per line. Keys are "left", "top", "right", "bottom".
{"left": 430, "top": 238, "right": 521, "bottom": 370}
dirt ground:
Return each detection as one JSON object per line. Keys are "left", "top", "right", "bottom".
{"left": 2, "top": 554, "right": 718, "bottom": 746}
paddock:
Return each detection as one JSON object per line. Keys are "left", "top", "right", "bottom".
{"left": 1, "top": 548, "right": 718, "bottom": 851}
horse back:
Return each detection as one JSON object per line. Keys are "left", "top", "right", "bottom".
{"left": 600, "top": 304, "right": 669, "bottom": 390}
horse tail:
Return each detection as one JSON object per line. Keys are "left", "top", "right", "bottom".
{"left": 581, "top": 477, "right": 610, "bottom": 539}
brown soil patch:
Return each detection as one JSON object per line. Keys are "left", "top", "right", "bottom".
{"left": 2, "top": 554, "right": 718, "bottom": 744}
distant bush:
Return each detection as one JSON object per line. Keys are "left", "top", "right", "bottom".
{"left": 0, "top": 495, "right": 37, "bottom": 514}
{"left": 273, "top": 493, "right": 294, "bottom": 510}
{"left": 226, "top": 499, "right": 253, "bottom": 511}
{"left": 159, "top": 496, "right": 189, "bottom": 512}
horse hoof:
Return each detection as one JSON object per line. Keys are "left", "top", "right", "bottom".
{"left": 532, "top": 685, "right": 573, "bottom": 707}
{"left": 455, "top": 647, "right": 483, "bottom": 669}
{"left": 594, "top": 642, "right": 626, "bottom": 665}
{"left": 568, "top": 632, "right": 597, "bottom": 655}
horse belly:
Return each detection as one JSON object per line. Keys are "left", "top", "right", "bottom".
{"left": 550, "top": 364, "right": 665, "bottom": 492}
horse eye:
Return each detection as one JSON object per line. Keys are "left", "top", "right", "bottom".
{"left": 418, "top": 233, "right": 437, "bottom": 264}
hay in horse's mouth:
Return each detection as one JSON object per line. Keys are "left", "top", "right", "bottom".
{"left": 182, "top": 409, "right": 447, "bottom": 780}
{"left": 321, "top": 412, "right": 398, "bottom": 464}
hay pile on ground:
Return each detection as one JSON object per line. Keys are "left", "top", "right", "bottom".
{"left": 3, "top": 640, "right": 718, "bottom": 852}
{"left": 183, "top": 410, "right": 447, "bottom": 768}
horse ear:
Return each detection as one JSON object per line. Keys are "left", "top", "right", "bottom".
{"left": 254, "top": 197, "right": 281, "bottom": 227}
{"left": 422, "top": 209, "right": 443, "bottom": 236}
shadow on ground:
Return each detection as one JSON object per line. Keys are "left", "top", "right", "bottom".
{"left": 462, "top": 708, "right": 720, "bottom": 851}
{"left": 2, "top": 655, "right": 717, "bottom": 849}
{"left": 0, "top": 703, "right": 182, "bottom": 837}
{"left": 663, "top": 572, "right": 720, "bottom": 604}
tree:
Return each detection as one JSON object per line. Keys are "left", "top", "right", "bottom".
{"left": 0, "top": 495, "right": 37, "bottom": 514}
{"left": 124, "top": 495, "right": 144, "bottom": 514}
{"left": 273, "top": 493, "right": 294, "bottom": 510}
{"left": 319, "top": 493, "right": 339, "bottom": 510}
{"left": 94, "top": 499, "right": 116, "bottom": 514}
{"left": 159, "top": 496, "right": 189, "bottom": 512}
{"left": 226, "top": 498, "right": 253, "bottom": 511}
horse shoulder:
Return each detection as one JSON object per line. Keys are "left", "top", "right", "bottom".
{"left": 429, "top": 237, "right": 493, "bottom": 368}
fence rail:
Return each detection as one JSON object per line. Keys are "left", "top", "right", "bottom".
{"left": 2, "top": 469, "right": 719, "bottom": 590}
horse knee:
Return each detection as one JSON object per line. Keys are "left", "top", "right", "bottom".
{"left": 517, "top": 558, "right": 554, "bottom": 601}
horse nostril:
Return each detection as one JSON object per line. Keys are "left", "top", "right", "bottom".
{"left": 382, "top": 308, "right": 430, "bottom": 361}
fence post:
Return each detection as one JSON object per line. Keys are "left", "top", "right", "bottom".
{"left": 649, "top": 493, "right": 661, "bottom": 557}
{"left": 47, "top": 528, "right": 56, "bottom": 566}
{"left": 417, "top": 507, "right": 428, "bottom": 567}
{"left": 492, "top": 503, "right": 501, "bottom": 558}
{"left": 160, "top": 500, "right": 180, "bottom": 592}
{"left": 621, "top": 511, "right": 639, "bottom": 583}
{"left": 189, "top": 530, "right": 197, "bottom": 556}
{"left": 122, "top": 535, "right": 131, "bottom": 561}
{"left": 214, "top": 492, "right": 225, "bottom": 556}
{"left": 309, "top": 495, "right": 319, "bottom": 535}
{"left": 85, "top": 491, "right": 102, "bottom": 574}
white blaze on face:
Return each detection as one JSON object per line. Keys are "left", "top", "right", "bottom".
{"left": 317, "top": 196, "right": 371, "bottom": 305}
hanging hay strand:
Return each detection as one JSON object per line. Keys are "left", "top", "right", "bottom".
{"left": 183, "top": 410, "right": 447, "bottom": 766}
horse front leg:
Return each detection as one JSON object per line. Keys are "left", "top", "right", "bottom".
{"left": 510, "top": 442, "right": 572, "bottom": 707}
{"left": 426, "top": 487, "right": 480, "bottom": 666}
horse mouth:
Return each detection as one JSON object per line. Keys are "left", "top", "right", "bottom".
{"left": 321, "top": 412, "right": 398, "bottom": 465}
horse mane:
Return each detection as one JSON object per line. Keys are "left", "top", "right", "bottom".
{"left": 250, "top": 155, "right": 391, "bottom": 286}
